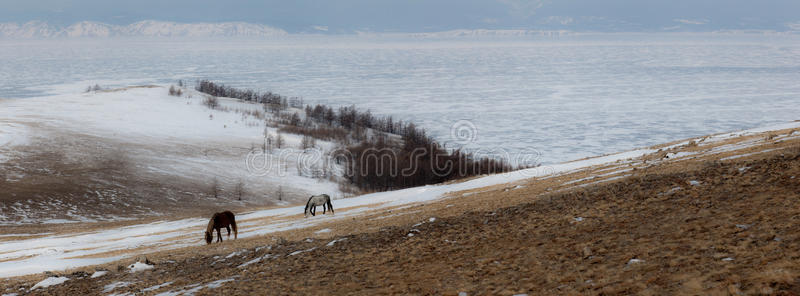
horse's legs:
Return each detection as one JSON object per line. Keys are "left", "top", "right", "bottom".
{"left": 323, "top": 203, "right": 327, "bottom": 214}
{"left": 311, "top": 205, "right": 316, "bottom": 216}
{"left": 216, "top": 228, "right": 223, "bottom": 243}
{"left": 226, "top": 225, "right": 231, "bottom": 238}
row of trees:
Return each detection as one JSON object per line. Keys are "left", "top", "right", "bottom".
{"left": 196, "top": 79, "right": 292, "bottom": 112}
{"left": 194, "top": 80, "right": 516, "bottom": 192}
{"left": 304, "top": 104, "right": 405, "bottom": 135}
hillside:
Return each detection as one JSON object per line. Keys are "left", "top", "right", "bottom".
{"left": 0, "top": 85, "right": 342, "bottom": 226}
{"left": 1, "top": 120, "right": 798, "bottom": 294}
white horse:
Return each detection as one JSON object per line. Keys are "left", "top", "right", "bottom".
{"left": 304, "top": 194, "right": 334, "bottom": 217}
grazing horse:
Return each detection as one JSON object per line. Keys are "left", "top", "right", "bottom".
{"left": 205, "top": 211, "right": 238, "bottom": 244}
{"left": 304, "top": 194, "right": 334, "bottom": 217}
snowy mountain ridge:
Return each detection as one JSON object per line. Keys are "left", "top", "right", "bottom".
{"left": 0, "top": 20, "right": 288, "bottom": 38}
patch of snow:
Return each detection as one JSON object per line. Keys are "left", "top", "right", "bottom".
{"left": 370, "top": 210, "right": 422, "bottom": 220}
{"left": 90, "top": 270, "right": 108, "bottom": 278}
{"left": 736, "top": 224, "right": 752, "bottom": 230}
{"left": 155, "top": 277, "right": 236, "bottom": 296}
{"left": 30, "top": 276, "right": 69, "bottom": 290}
{"left": 103, "top": 281, "right": 132, "bottom": 293}
{"left": 128, "top": 262, "right": 154, "bottom": 273}
{"left": 0, "top": 233, "right": 53, "bottom": 238}
{"left": 225, "top": 250, "right": 247, "bottom": 259}
{"left": 315, "top": 228, "right": 331, "bottom": 234}
{"left": 665, "top": 151, "right": 696, "bottom": 159}
{"left": 660, "top": 186, "right": 682, "bottom": 195}
{"left": 563, "top": 168, "right": 634, "bottom": 186}
{"left": 722, "top": 257, "right": 734, "bottom": 261}
{"left": 237, "top": 254, "right": 277, "bottom": 269}
{"left": 238, "top": 257, "right": 263, "bottom": 269}
{"left": 721, "top": 148, "right": 779, "bottom": 161}
{"left": 142, "top": 282, "right": 173, "bottom": 292}
{"left": 574, "top": 217, "right": 584, "bottom": 222}
{"left": 326, "top": 238, "right": 347, "bottom": 247}
{"left": 289, "top": 248, "right": 316, "bottom": 256}
{"left": 688, "top": 180, "right": 701, "bottom": 186}
{"left": 627, "top": 258, "right": 644, "bottom": 265}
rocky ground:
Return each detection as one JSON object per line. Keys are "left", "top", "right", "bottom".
{"left": 5, "top": 132, "right": 800, "bottom": 295}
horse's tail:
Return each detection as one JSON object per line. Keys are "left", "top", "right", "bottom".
{"left": 304, "top": 196, "right": 313, "bottom": 217}
{"left": 228, "top": 212, "right": 238, "bottom": 239}
{"left": 325, "top": 195, "right": 334, "bottom": 214}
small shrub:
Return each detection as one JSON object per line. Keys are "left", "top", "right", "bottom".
{"left": 203, "top": 96, "right": 219, "bottom": 109}
{"left": 301, "top": 135, "right": 316, "bottom": 150}
{"left": 275, "top": 133, "right": 284, "bottom": 149}
{"left": 168, "top": 85, "right": 183, "bottom": 97}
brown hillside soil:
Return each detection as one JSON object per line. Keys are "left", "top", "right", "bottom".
{"left": 10, "top": 143, "right": 800, "bottom": 295}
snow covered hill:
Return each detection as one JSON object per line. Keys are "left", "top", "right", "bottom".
{"left": 0, "top": 21, "right": 288, "bottom": 38}
{"left": 0, "top": 85, "right": 340, "bottom": 224}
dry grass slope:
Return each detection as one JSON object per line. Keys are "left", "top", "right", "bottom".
{"left": 4, "top": 137, "right": 799, "bottom": 295}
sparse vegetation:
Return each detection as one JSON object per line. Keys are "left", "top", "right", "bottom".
{"left": 275, "top": 132, "right": 284, "bottom": 149}
{"left": 234, "top": 180, "right": 245, "bottom": 201}
{"left": 202, "top": 96, "right": 219, "bottom": 109}
{"left": 300, "top": 135, "right": 316, "bottom": 150}
{"left": 85, "top": 84, "right": 103, "bottom": 92}
{"left": 211, "top": 177, "right": 220, "bottom": 198}
{"left": 194, "top": 80, "right": 517, "bottom": 192}
{"left": 168, "top": 85, "right": 183, "bottom": 97}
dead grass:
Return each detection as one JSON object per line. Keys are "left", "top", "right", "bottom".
{"left": 3, "top": 129, "right": 800, "bottom": 295}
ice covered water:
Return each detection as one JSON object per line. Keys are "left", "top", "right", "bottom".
{"left": 1, "top": 34, "right": 798, "bottom": 164}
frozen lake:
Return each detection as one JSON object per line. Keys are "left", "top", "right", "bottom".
{"left": 1, "top": 34, "right": 799, "bottom": 164}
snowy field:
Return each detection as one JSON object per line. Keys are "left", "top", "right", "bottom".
{"left": 0, "top": 120, "right": 798, "bottom": 278}
{"left": 1, "top": 35, "right": 799, "bottom": 164}
{"left": 0, "top": 86, "right": 342, "bottom": 223}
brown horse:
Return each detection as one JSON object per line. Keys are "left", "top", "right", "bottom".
{"left": 205, "top": 211, "right": 238, "bottom": 244}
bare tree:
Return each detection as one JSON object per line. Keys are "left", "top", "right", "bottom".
{"left": 203, "top": 96, "right": 219, "bottom": 109}
{"left": 275, "top": 132, "right": 284, "bottom": 149}
{"left": 301, "top": 135, "right": 316, "bottom": 150}
{"left": 234, "top": 180, "right": 245, "bottom": 201}
{"left": 289, "top": 112, "right": 301, "bottom": 126}
{"left": 211, "top": 177, "right": 220, "bottom": 198}
{"left": 263, "top": 126, "right": 272, "bottom": 153}
{"left": 169, "top": 85, "right": 183, "bottom": 96}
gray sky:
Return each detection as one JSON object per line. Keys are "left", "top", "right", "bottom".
{"left": 1, "top": 0, "right": 799, "bottom": 33}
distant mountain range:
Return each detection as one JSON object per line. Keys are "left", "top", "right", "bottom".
{"left": 0, "top": 20, "right": 288, "bottom": 38}
{"left": 2, "top": 20, "right": 798, "bottom": 39}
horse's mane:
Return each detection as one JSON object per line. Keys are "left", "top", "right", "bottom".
{"left": 206, "top": 213, "right": 217, "bottom": 234}
{"left": 304, "top": 196, "right": 314, "bottom": 213}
